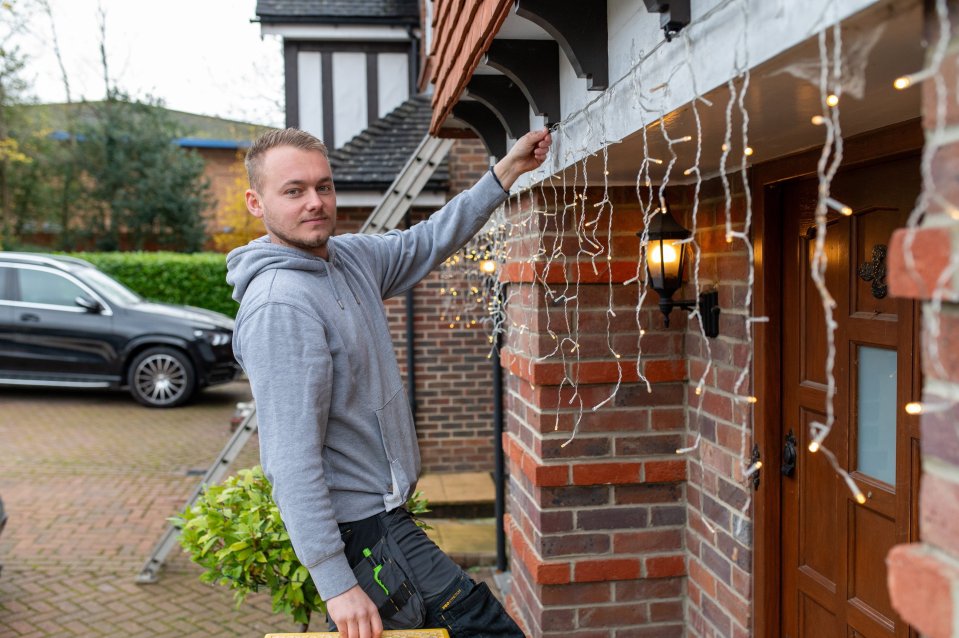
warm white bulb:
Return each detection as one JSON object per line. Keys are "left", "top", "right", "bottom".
{"left": 480, "top": 259, "right": 497, "bottom": 274}
{"left": 650, "top": 243, "right": 679, "bottom": 265}
{"left": 744, "top": 147, "right": 754, "bottom": 156}
{"left": 893, "top": 76, "right": 911, "bottom": 90}
{"left": 905, "top": 402, "right": 924, "bottom": 415}
{"left": 721, "top": 143, "right": 729, "bottom": 152}
{"left": 826, "top": 94, "right": 840, "bottom": 107}
{"left": 811, "top": 115, "right": 825, "bottom": 126}
{"left": 808, "top": 441, "right": 820, "bottom": 453}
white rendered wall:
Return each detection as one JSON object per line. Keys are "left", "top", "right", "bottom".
{"left": 332, "top": 52, "right": 369, "bottom": 147}
{"left": 378, "top": 53, "right": 410, "bottom": 118}
{"left": 297, "top": 51, "right": 323, "bottom": 139}
{"left": 515, "top": 0, "right": 880, "bottom": 191}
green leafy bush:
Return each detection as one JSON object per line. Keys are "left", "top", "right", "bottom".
{"left": 172, "top": 465, "right": 432, "bottom": 629}
{"left": 67, "top": 251, "right": 238, "bottom": 317}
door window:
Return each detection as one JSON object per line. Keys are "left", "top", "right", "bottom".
{"left": 17, "top": 268, "right": 87, "bottom": 308}
{"left": 856, "top": 346, "right": 898, "bottom": 485}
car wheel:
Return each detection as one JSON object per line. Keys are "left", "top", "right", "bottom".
{"left": 128, "top": 346, "right": 196, "bottom": 408}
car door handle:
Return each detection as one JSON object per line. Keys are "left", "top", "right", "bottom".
{"left": 19, "top": 313, "right": 40, "bottom": 323}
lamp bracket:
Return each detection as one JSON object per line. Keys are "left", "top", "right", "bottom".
{"left": 660, "top": 290, "right": 720, "bottom": 338}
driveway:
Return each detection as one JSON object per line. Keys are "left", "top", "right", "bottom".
{"left": 0, "top": 381, "right": 302, "bottom": 637}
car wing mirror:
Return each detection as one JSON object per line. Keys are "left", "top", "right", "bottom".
{"left": 75, "top": 295, "right": 104, "bottom": 313}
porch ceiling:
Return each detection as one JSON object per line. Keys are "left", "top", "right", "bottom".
{"left": 597, "top": 0, "right": 923, "bottom": 186}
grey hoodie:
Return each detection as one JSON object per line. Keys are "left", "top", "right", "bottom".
{"left": 226, "top": 170, "right": 507, "bottom": 601}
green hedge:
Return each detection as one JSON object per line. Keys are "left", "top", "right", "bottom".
{"left": 67, "top": 252, "right": 239, "bottom": 317}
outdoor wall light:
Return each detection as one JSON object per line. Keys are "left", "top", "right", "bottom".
{"left": 640, "top": 202, "right": 721, "bottom": 338}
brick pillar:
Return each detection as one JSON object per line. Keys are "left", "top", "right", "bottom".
{"left": 500, "top": 187, "right": 687, "bottom": 637}
{"left": 679, "top": 182, "right": 755, "bottom": 638}
{"left": 886, "top": 5, "right": 959, "bottom": 637}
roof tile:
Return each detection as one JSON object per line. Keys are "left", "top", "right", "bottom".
{"left": 328, "top": 94, "right": 449, "bottom": 191}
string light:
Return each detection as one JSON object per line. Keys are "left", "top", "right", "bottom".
{"left": 826, "top": 93, "right": 840, "bottom": 107}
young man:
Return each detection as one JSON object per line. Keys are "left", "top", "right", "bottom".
{"left": 226, "top": 127, "right": 551, "bottom": 638}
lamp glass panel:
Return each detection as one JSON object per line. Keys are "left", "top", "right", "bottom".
{"left": 648, "top": 238, "right": 684, "bottom": 288}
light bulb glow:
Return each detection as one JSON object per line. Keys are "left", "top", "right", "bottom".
{"left": 808, "top": 441, "right": 820, "bottom": 453}
{"left": 650, "top": 243, "right": 679, "bottom": 265}
{"left": 479, "top": 259, "right": 497, "bottom": 274}
{"left": 893, "top": 76, "right": 911, "bottom": 90}
{"left": 744, "top": 147, "right": 754, "bottom": 156}
{"left": 826, "top": 94, "right": 840, "bottom": 107}
{"left": 811, "top": 115, "right": 825, "bottom": 126}
{"left": 905, "top": 402, "right": 923, "bottom": 415}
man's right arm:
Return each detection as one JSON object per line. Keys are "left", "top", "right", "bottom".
{"left": 236, "top": 302, "right": 357, "bottom": 599}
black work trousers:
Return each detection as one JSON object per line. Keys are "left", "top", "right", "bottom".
{"left": 331, "top": 507, "right": 525, "bottom": 637}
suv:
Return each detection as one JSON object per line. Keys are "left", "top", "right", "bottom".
{"left": 0, "top": 252, "right": 240, "bottom": 407}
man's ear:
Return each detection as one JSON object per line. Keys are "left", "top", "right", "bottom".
{"left": 245, "top": 189, "right": 264, "bottom": 218}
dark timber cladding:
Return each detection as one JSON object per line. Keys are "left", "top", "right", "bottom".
{"left": 513, "top": 0, "right": 609, "bottom": 90}
{"left": 465, "top": 76, "right": 529, "bottom": 140}
{"left": 484, "top": 39, "right": 561, "bottom": 125}
{"left": 284, "top": 40, "right": 299, "bottom": 128}
{"left": 321, "top": 52, "right": 334, "bottom": 147}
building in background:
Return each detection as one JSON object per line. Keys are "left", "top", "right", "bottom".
{"left": 424, "top": 0, "right": 959, "bottom": 637}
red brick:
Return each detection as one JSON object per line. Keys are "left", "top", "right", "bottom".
{"left": 535, "top": 562, "right": 572, "bottom": 585}
{"left": 920, "top": 471, "right": 959, "bottom": 550}
{"left": 643, "top": 359, "right": 687, "bottom": 383}
{"left": 644, "top": 459, "right": 687, "bottom": 483}
{"left": 533, "top": 464, "right": 570, "bottom": 487}
{"left": 614, "top": 529, "right": 684, "bottom": 553}
{"left": 573, "top": 462, "right": 642, "bottom": 485}
{"left": 574, "top": 558, "right": 642, "bottom": 583}
{"left": 578, "top": 603, "right": 649, "bottom": 628}
{"left": 888, "top": 544, "right": 957, "bottom": 638}
{"left": 888, "top": 226, "right": 958, "bottom": 301}
{"left": 922, "top": 404, "right": 959, "bottom": 465}
{"left": 645, "top": 554, "right": 686, "bottom": 578}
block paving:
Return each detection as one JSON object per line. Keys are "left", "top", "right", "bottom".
{"left": 0, "top": 381, "right": 300, "bottom": 637}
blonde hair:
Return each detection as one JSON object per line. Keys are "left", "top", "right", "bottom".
{"left": 245, "top": 128, "right": 329, "bottom": 191}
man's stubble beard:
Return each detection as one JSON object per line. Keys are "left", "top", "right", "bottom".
{"left": 262, "top": 215, "right": 336, "bottom": 255}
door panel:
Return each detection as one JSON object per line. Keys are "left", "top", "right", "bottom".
{"left": 780, "top": 154, "right": 920, "bottom": 638}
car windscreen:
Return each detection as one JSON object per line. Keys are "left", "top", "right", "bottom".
{"left": 80, "top": 268, "right": 142, "bottom": 305}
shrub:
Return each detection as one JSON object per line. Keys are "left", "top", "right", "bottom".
{"left": 171, "top": 465, "right": 431, "bottom": 630}
{"left": 67, "top": 251, "right": 238, "bottom": 317}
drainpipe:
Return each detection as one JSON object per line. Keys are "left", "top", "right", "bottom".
{"left": 405, "top": 211, "right": 417, "bottom": 419}
{"left": 493, "top": 330, "right": 506, "bottom": 571}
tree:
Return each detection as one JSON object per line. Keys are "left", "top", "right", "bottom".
{"left": 75, "top": 91, "right": 213, "bottom": 252}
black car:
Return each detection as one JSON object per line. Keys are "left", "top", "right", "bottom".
{"left": 0, "top": 252, "right": 239, "bottom": 407}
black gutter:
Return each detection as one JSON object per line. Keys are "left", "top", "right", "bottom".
{"left": 493, "top": 330, "right": 506, "bottom": 572}
{"left": 405, "top": 211, "right": 417, "bottom": 420}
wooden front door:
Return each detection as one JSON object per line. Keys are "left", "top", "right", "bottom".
{"left": 780, "top": 154, "right": 921, "bottom": 638}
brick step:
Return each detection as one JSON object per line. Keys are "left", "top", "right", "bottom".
{"left": 416, "top": 471, "right": 495, "bottom": 519}
{"left": 423, "top": 518, "right": 497, "bottom": 569}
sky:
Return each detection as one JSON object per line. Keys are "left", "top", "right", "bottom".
{"left": 10, "top": 0, "right": 286, "bottom": 127}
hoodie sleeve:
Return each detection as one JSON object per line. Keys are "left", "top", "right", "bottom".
{"left": 237, "top": 301, "right": 356, "bottom": 601}
{"left": 367, "top": 169, "right": 508, "bottom": 299}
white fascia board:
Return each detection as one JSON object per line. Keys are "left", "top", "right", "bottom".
{"left": 337, "top": 191, "right": 447, "bottom": 208}
{"left": 514, "top": 0, "right": 879, "bottom": 192}
{"left": 261, "top": 23, "right": 411, "bottom": 41}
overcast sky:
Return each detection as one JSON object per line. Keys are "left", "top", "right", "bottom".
{"left": 13, "top": 0, "right": 286, "bottom": 126}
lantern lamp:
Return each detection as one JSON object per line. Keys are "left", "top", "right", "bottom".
{"left": 640, "top": 201, "right": 721, "bottom": 337}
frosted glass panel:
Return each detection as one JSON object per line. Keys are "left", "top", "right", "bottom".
{"left": 857, "top": 346, "right": 897, "bottom": 484}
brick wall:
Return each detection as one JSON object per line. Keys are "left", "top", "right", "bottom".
{"left": 335, "top": 139, "right": 496, "bottom": 474}
{"left": 677, "top": 181, "right": 755, "bottom": 638}
{"left": 501, "top": 186, "right": 688, "bottom": 637}
{"left": 886, "top": 4, "right": 959, "bottom": 637}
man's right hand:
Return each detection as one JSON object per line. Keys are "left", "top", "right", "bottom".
{"left": 327, "top": 585, "right": 383, "bottom": 638}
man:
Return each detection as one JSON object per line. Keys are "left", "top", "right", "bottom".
{"left": 226, "top": 127, "right": 551, "bottom": 638}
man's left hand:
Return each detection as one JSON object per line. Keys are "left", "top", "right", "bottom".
{"left": 493, "top": 128, "right": 553, "bottom": 190}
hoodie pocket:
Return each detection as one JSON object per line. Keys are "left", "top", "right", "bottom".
{"left": 374, "top": 388, "right": 421, "bottom": 485}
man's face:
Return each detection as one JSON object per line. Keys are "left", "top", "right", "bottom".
{"left": 245, "top": 146, "right": 337, "bottom": 259}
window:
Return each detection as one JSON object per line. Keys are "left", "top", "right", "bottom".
{"left": 17, "top": 268, "right": 87, "bottom": 308}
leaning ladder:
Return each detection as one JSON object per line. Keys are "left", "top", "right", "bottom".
{"left": 359, "top": 135, "right": 454, "bottom": 234}
{"left": 135, "top": 401, "right": 258, "bottom": 584}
